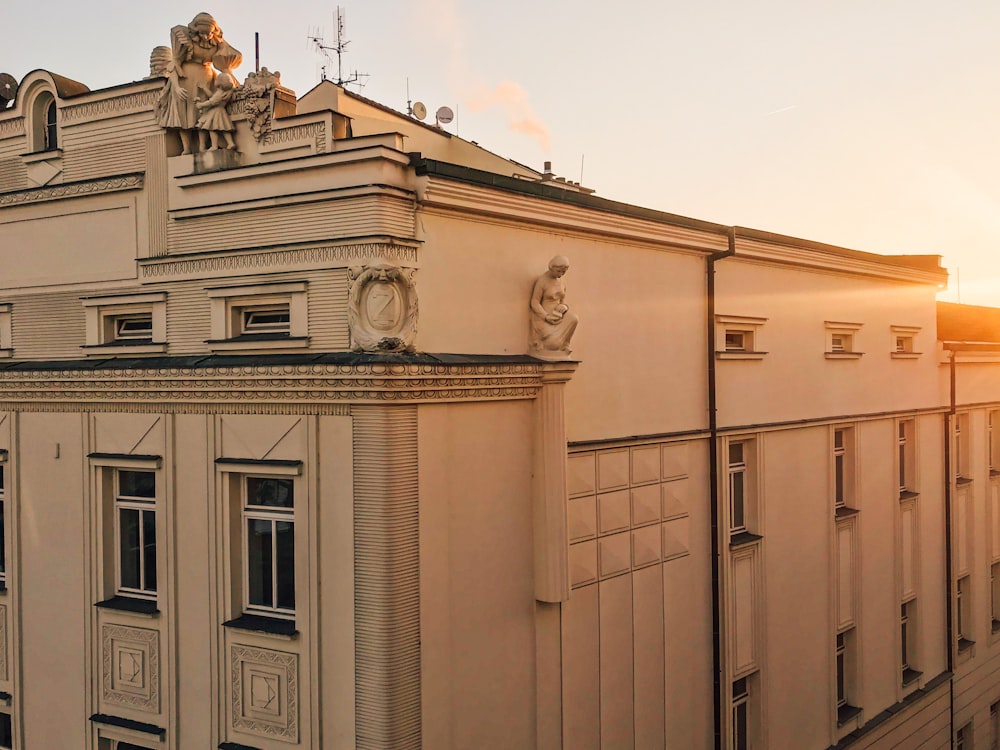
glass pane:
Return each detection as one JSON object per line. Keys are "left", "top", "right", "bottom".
{"left": 119, "top": 470, "right": 155, "bottom": 499}
{"left": 0, "top": 501, "right": 7, "bottom": 574}
{"left": 728, "top": 442, "right": 743, "bottom": 465}
{"left": 0, "top": 712, "right": 11, "bottom": 748}
{"left": 836, "top": 651, "right": 845, "bottom": 703}
{"left": 247, "top": 477, "right": 294, "bottom": 509}
{"left": 901, "top": 621, "right": 908, "bottom": 666}
{"left": 143, "top": 509, "right": 157, "bottom": 592}
{"left": 835, "top": 455, "right": 844, "bottom": 505}
{"left": 899, "top": 445, "right": 906, "bottom": 488}
{"left": 731, "top": 473, "right": 745, "bottom": 529}
{"left": 0, "top": 465, "right": 5, "bottom": 491}
{"left": 734, "top": 703, "right": 748, "bottom": 750}
{"left": 275, "top": 521, "right": 295, "bottom": 610}
{"left": 247, "top": 518, "right": 274, "bottom": 608}
{"left": 119, "top": 508, "right": 141, "bottom": 590}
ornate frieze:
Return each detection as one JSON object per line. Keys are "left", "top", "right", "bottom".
{"left": 0, "top": 119, "right": 24, "bottom": 138}
{"left": 61, "top": 90, "right": 161, "bottom": 124}
{"left": 140, "top": 242, "right": 419, "bottom": 278}
{"left": 101, "top": 623, "right": 160, "bottom": 712}
{"left": 264, "top": 122, "right": 328, "bottom": 153}
{"left": 230, "top": 645, "right": 298, "bottom": 742}
{"left": 0, "top": 173, "right": 143, "bottom": 207}
{"left": 0, "top": 361, "right": 543, "bottom": 408}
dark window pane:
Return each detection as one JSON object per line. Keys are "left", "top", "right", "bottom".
{"left": 0, "top": 501, "right": 7, "bottom": 573}
{"left": 899, "top": 445, "right": 905, "bottom": 487}
{"left": 143, "top": 510, "right": 157, "bottom": 592}
{"left": 247, "top": 518, "right": 273, "bottom": 608}
{"left": 247, "top": 477, "right": 294, "bottom": 509}
{"left": 835, "top": 455, "right": 844, "bottom": 504}
{"left": 276, "top": 521, "right": 295, "bottom": 610}
{"left": 731, "top": 473, "right": 745, "bottom": 529}
{"left": 733, "top": 703, "right": 747, "bottom": 750}
{"left": 0, "top": 712, "right": 10, "bottom": 748}
{"left": 836, "top": 652, "right": 845, "bottom": 704}
{"left": 119, "top": 508, "right": 141, "bottom": 590}
{"left": 729, "top": 443, "right": 743, "bottom": 465}
{"left": 119, "top": 470, "right": 155, "bottom": 499}
{"left": 0, "top": 465, "right": 5, "bottom": 491}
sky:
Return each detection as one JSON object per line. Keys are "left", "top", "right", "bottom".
{"left": 4, "top": 1, "right": 1000, "bottom": 304}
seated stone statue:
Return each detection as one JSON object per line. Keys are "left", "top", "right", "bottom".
{"left": 529, "top": 255, "right": 578, "bottom": 360}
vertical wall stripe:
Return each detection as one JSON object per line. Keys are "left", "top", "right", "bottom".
{"left": 352, "top": 405, "right": 421, "bottom": 749}
{"left": 145, "top": 133, "right": 168, "bottom": 257}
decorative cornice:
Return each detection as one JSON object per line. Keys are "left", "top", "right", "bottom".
{"left": 265, "top": 122, "right": 328, "bottom": 154}
{"left": 0, "top": 173, "right": 143, "bottom": 207}
{"left": 0, "top": 119, "right": 25, "bottom": 139}
{"left": 140, "top": 241, "right": 419, "bottom": 278}
{"left": 0, "top": 361, "right": 544, "bottom": 408}
{"left": 61, "top": 89, "right": 160, "bottom": 124}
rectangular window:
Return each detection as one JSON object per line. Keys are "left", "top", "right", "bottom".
{"left": 895, "top": 335, "right": 912, "bottom": 353}
{"left": 732, "top": 678, "right": 749, "bottom": 750}
{"left": 836, "top": 628, "right": 860, "bottom": 725}
{"left": 833, "top": 427, "right": 854, "bottom": 511}
{"left": 240, "top": 304, "right": 291, "bottom": 335}
{"left": 898, "top": 419, "right": 915, "bottom": 496}
{"left": 243, "top": 476, "right": 295, "bottom": 617}
{"left": 991, "top": 701, "right": 999, "bottom": 750}
{"left": 993, "top": 563, "right": 1000, "bottom": 634}
{"left": 725, "top": 330, "right": 749, "bottom": 353}
{"left": 0, "top": 465, "right": 6, "bottom": 588}
{"left": 901, "top": 601, "right": 920, "bottom": 686}
{"left": 112, "top": 313, "right": 153, "bottom": 341}
{"left": 115, "top": 470, "right": 156, "bottom": 599}
{"left": 957, "top": 722, "right": 971, "bottom": 750}
{"left": 831, "top": 334, "right": 850, "bottom": 353}
{"left": 991, "top": 411, "right": 997, "bottom": 473}
{"left": 958, "top": 575, "right": 974, "bottom": 650}
{"left": 956, "top": 413, "right": 971, "bottom": 481}
{"left": 0, "top": 711, "right": 10, "bottom": 750}
{"left": 729, "top": 441, "right": 748, "bottom": 534}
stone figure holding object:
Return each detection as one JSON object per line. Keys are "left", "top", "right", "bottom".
{"left": 155, "top": 12, "right": 242, "bottom": 154}
{"left": 529, "top": 256, "right": 579, "bottom": 360}
{"left": 195, "top": 72, "right": 237, "bottom": 150}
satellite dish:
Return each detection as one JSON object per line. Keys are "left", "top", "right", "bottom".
{"left": 435, "top": 106, "right": 454, "bottom": 125}
{"left": 0, "top": 74, "right": 17, "bottom": 109}
{"left": 412, "top": 101, "right": 427, "bottom": 120}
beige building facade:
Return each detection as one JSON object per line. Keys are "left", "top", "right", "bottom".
{"left": 0, "top": 16, "right": 996, "bottom": 750}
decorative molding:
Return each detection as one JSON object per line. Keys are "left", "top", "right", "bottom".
{"left": 0, "top": 174, "right": 143, "bottom": 207}
{"left": 141, "top": 242, "right": 419, "bottom": 278}
{"left": 0, "top": 119, "right": 25, "bottom": 139}
{"left": 230, "top": 644, "right": 299, "bottom": 741}
{"left": 348, "top": 264, "right": 418, "bottom": 353}
{"left": 265, "top": 122, "right": 328, "bottom": 153}
{"left": 61, "top": 89, "right": 160, "bottom": 124}
{"left": 0, "top": 362, "right": 542, "bottom": 408}
{"left": 0, "top": 401, "right": 354, "bottom": 416}
{"left": 101, "top": 623, "right": 160, "bottom": 713}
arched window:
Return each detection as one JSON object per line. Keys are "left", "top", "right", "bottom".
{"left": 43, "top": 99, "right": 57, "bottom": 151}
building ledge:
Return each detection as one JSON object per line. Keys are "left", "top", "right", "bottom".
{"left": 901, "top": 668, "right": 922, "bottom": 687}
{"left": 837, "top": 704, "right": 862, "bottom": 727}
{"left": 729, "top": 531, "right": 762, "bottom": 549}
{"left": 825, "top": 352, "right": 864, "bottom": 360}
{"left": 223, "top": 613, "right": 298, "bottom": 638}
{"left": 715, "top": 351, "right": 768, "bottom": 361}
{"left": 220, "top": 743, "right": 262, "bottom": 750}
{"left": 89, "top": 713, "right": 165, "bottom": 737}
{"left": 890, "top": 352, "right": 922, "bottom": 360}
{"left": 899, "top": 490, "right": 920, "bottom": 501}
{"left": 95, "top": 595, "right": 159, "bottom": 616}
{"left": 956, "top": 476, "right": 973, "bottom": 487}
{"left": 958, "top": 637, "right": 976, "bottom": 652}
{"left": 82, "top": 341, "right": 167, "bottom": 357}
{"left": 835, "top": 507, "right": 860, "bottom": 519}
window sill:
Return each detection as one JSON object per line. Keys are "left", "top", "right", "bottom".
{"left": 901, "top": 667, "right": 923, "bottom": 687}
{"left": 992, "top": 618, "right": 1000, "bottom": 634}
{"left": 956, "top": 476, "right": 973, "bottom": 487}
{"left": 715, "top": 351, "right": 767, "bottom": 361}
{"left": 835, "top": 506, "right": 860, "bottom": 519}
{"left": 207, "top": 335, "right": 309, "bottom": 353}
{"left": 223, "top": 613, "right": 298, "bottom": 639}
{"left": 837, "top": 703, "right": 862, "bottom": 727}
{"left": 220, "top": 743, "right": 263, "bottom": 750}
{"left": 21, "top": 149, "right": 63, "bottom": 164}
{"left": 82, "top": 341, "right": 167, "bottom": 356}
{"left": 825, "top": 352, "right": 864, "bottom": 360}
{"left": 890, "top": 352, "right": 922, "bottom": 360}
{"left": 957, "top": 637, "right": 976, "bottom": 653}
{"left": 729, "top": 531, "right": 762, "bottom": 549}
{"left": 90, "top": 713, "right": 165, "bottom": 737}
{"left": 991, "top": 469, "right": 1000, "bottom": 479}
{"left": 899, "top": 490, "right": 920, "bottom": 501}
{"left": 95, "top": 595, "right": 159, "bottom": 616}
{"left": 0, "top": 349, "right": 12, "bottom": 360}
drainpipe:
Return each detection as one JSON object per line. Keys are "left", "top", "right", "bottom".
{"left": 708, "top": 227, "right": 736, "bottom": 750}
{"left": 945, "top": 348, "right": 956, "bottom": 738}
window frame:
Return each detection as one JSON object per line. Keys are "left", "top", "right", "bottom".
{"left": 81, "top": 293, "right": 167, "bottom": 356}
{"left": 825, "top": 321, "right": 864, "bottom": 360}
{"left": 715, "top": 315, "right": 767, "bottom": 361}
{"left": 958, "top": 574, "right": 975, "bottom": 652}
{"left": 890, "top": 325, "right": 922, "bottom": 359}
{"left": 207, "top": 282, "right": 308, "bottom": 352}
{"left": 241, "top": 475, "right": 296, "bottom": 619}
{"left": 833, "top": 426, "right": 856, "bottom": 513}
{"left": 898, "top": 419, "right": 917, "bottom": 498}
{"left": 955, "top": 412, "right": 972, "bottom": 483}
{"left": 113, "top": 469, "right": 158, "bottom": 601}
{"left": 835, "top": 627, "right": 861, "bottom": 726}
{"left": 727, "top": 438, "right": 758, "bottom": 539}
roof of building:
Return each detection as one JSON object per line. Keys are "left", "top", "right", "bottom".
{"left": 938, "top": 301, "right": 1000, "bottom": 344}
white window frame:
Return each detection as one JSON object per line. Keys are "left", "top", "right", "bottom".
{"left": 113, "top": 469, "right": 158, "bottom": 600}
{"left": 898, "top": 419, "right": 916, "bottom": 497}
{"left": 833, "top": 426, "right": 856, "bottom": 512}
{"left": 81, "top": 293, "right": 166, "bottom": 356}
{"left": 207, "top": 282, "right": 308, "bottom": 352}
{"left": 825, "top": 321, "right": 864, "bottom": 360}
{"left": 727, "top": 437, "right": 758, "bottom": 538}
{"left": 0, "top": 304, "right": 12, "bottom": 359}
{"left": 732, "top": 677, "right": 749, "bottom": 750}
{"left": 958, "top": 574, "right": 974, "bottom": 651}
{"left": 992, "top": 562, "right": 1000, "bottom": 634}
{"left": 836, "top": 627, "right": 860, "bottom": 726}
{"left": 890, "top": 325, "right": 921, "bottom": 359}
{"left": 0, "top": 458, "right": 7, "bottom": 589}
{"left": 242, "top": 475, "right": 297, "bottom": 619}
{"left": 901, "top": 599, "right": 920, "bottom": 688}
{"left": 956, "top": 412, "right": 972, "bottom": 483}
{"left": 715, "top": 315, "right": 767, "bottom": 360}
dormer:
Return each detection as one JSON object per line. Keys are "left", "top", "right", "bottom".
{"left": 9, "top": 70, "right": 89, "bottom": 187}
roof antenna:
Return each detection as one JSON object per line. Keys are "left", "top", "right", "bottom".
{"left": 307, "top": 7, "right": 369, "bottom": 88}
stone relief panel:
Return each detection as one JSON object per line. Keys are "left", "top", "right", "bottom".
{"left": 101, "top": 623, "right": 160, "bottom": 712}
{"left": 347, "top": 263, "right": 418, "bottom": 353}
{"left": 230, "top": 644, "right": 299, "bottom": 742}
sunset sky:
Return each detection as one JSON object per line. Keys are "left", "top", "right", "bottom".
{"left": 5, "top": 1, "right": 1000, "bottom": 304}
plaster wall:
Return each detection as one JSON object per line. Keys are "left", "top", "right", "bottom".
{"left": 415, "top": 211, "right": 708, "bottom": 442}
{"left": 715, "top": 259, "right": 942, "bottom": 426}
{"left": 418, "top": 399, "right": 537, "bottom": 750}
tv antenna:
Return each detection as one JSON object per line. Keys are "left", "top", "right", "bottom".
{"left": 307, "top": 7, "right": 368, "bottom": 88}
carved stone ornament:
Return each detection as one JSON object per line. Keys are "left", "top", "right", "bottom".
{"left": 234, "top": 68, "right": 281, "bottom": 142}
{"left": 347, "top": 263, "right": 418, "bottom": 353}
{"left": 529, "top": 255, "right": 578, "bottom": 360}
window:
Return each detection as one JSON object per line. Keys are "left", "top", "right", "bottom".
{"left": 715, "top": 315, "right": 767, "bottom": 360}
{"left": 825, "top": 321, "right": 863, "bottom": 360}
{"left": 958, "top": 575, "right": 974, "bottom": 651}
{"left": 991, "top": 411, "right": 999, "bottom": 474}
{"left": 207, "top": 282, "right": 308, "bottom": 352}
{"left": 0, "top": 304, "right": 12, "bottom": 358}
{"left": 890, "top": 325, "right": 921, "bottom": 359}
{"left": 81, "top": 293, "right": 166, "bottom": 355}
{"left": 991, "top": 701, "right": 999, "bottom": 750}
{"left": 833, "top": 427, "right": 855, "bottom": 512}
{"left": 0, "top": 465, "right": 6, "bottom": 590}
{"left": 115, "top": 470, "right": 157, "bottom": 599}
{"left": 728, "top": 440, "right": 750, "bottom": 536}
{"left": 898, "top": 419, "right": 916, "bottom": 497}
{"left": 901, "top": 600, "right": 920, "bottom": 686}
{"left": 836, "top": 629, "right": 860, "bottom": 725}
{"left": 28, "top": 90, "right": 57, "bottom": 153}
{"left": 242, "top": 476, "right": 295, "bottom": 617}
{"left": 0, "top": 712, "right": 10, "bottom": 750}
{"left": 993, "top": 563, "right": 1000, "bottom": 634}
{"left": 957, "top": 722, "right": 972, "bottom": 750}
{"left": 956, "top": 413, "right": 971, "bottom": 482}
{"left": 732, "top": 678, "right": 749, "bottom": 750}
